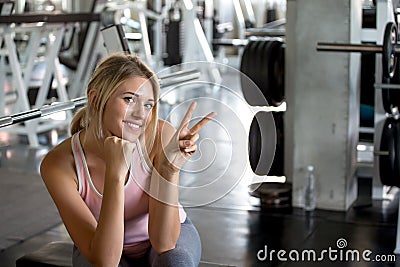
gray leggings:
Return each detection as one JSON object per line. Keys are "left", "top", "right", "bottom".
{"left": 72, "top": 218, "right": 201, "bottom": 267}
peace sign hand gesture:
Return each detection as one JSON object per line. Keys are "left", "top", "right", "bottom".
{"left": 159, "top": 102, "right": 216, "bottom": 176}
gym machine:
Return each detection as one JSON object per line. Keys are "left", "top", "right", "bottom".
{"left": 0, "top": 12, "right": 101, "bottom": 146}
{"left": 316, "top": 0, "right": 400, "bottom": 254}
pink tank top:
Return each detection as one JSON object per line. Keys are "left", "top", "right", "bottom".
{"left": 71, "top": 132, "right": 187, "bottom": 258}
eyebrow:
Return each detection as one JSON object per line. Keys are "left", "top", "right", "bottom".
{"left": 124, "top": 92, "right": 155, "bottom": 102}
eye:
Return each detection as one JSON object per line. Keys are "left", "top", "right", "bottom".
{"left": 145, "top": 103, "right": 154, "bottom": 110}
{"left": 123, "top": 96, "right": 135, "bottom": 103}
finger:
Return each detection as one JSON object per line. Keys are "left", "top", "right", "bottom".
{"left": 189, "top": 112, "right": 217, "bottom": 134}
{"left": 178, "top": 102, "right": 197, "bottom": 131}
{"left": 190, "top": 133, "right": 200, "bottom": 143}
{"left": 183, "top": 144, "right": 197, "bottom": 154}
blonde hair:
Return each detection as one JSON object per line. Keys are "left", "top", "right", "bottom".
{"left": 70, "top": 52, "right": 159, "bottom": 152}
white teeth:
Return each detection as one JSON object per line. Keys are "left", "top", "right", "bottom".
{"left": 125, "top": 122, "right": 141, "bottom": 129}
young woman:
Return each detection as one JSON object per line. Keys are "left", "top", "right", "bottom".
{"left": 40, "top": 52, "right": 216, "bottom": 266}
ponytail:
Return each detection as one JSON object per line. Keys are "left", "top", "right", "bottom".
{"left": 70, "top": 107, "right": 88, "bottom": 135}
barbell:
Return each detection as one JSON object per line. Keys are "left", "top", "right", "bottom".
{"left": 0, "top": 69, "right": 200, "bottom": 129}
{"left": 317, "top": 22, "right": 400, "bottom": 115}
{"left": 317, "top": 22, "right": 398, "bottom": 80}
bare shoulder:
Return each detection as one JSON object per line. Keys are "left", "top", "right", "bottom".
{"left": 40, "top": 137, "right": 76, "bottom": 185}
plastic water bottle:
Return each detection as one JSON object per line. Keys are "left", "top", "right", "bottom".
{"left": 304, "top": 165, "right": 316, "bottom": 211}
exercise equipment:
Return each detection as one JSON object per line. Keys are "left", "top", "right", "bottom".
{"left": 317, "top": 20, "right": 400, "bottom": 117}
{"left": 240, "top": 38, "right": 286, "bottom": 177}
{"left": 16, "top": 241, "right": 73, "bottom": 267}
{"left": 317, "top": 22, "right": 398, "bottom": 80}
{"left": 0, "top": 13, "right": 84, "bottom": 146}
{"left": 240, "top": 38, "right": 285, "bottom": 107}
{"left": 248, "top": 182, "right": 292, "bottom": 210}
{"left": 0, "top": 0, "right": 13, "bottom": 15}
{"left": 378, "top": 117, "right": 400, "bottom": 187}
{"left": 163, "top": 1, "right": 183, "bottom": 66}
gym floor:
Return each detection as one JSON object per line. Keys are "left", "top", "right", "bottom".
{"left": 0, "top": 67, "right": 399, "bottom": 267}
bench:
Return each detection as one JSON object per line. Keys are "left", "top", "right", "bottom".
{"left": 16, "top": 241, "right": 73, "bottom": 267}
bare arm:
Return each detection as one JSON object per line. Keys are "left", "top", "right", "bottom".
{"left": 148, "top": 121, "right": 181, "bottom": 254}
{"left": 148, "top": 102, "right": 216, "bottom": 254}
{"left": 41, "top": 137, "right": 134, "bottom": 266}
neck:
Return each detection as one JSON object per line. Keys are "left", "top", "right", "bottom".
{"left": 80, "top": 127, "right": 106, "bottom": 161}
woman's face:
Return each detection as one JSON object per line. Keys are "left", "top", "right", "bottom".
{"left": 102, "top": 76, "right": 155, "bottom": 142}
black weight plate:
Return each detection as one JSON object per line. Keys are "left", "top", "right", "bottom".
{"left": 273, "top": 42, "right": 285, "bottom": 105}
{"left": 250, "top": 40, "right": 267, "bottom": 94}
{"left": 240, "top": 41, "right": 259, "bottom": 90}
{"left": 249, "top": 115, "right": 262, "bottom": 173}
{"left": 259, "top": 40, "right": 275, "bottom": 105}
{"left": 266, "top": 40, "right": 285, "bottom": 106}
{"left": 248, "top": 111, "right": 276, "bottom": 175}
{"left": 241, "top": 40, "right": 274, "bottom": 106}
{"left": 382, "top": 22, "right": 397, "bottom": 79}
{"left": 379, "top": 118, "right": 398, "bottom": 186}
{"left": 240, "top": 41, "right": 272, "bottom": 106}
{"left": 258, "top": 40, "right": 271, "bottom": 83}
{"left": 240, "top": 40, "right": 254, "bottom": 76}
{"left": 394, "top": 120, "right": 400, "bottom": 187}
{"left": 383, "top": 49, "right": 400, "bottom": 114}
{"left": 268, "top": 112, "right": 284, "bottom": 176}
{"left": 249, "top": 182, "right": 292, "bottom": 210}
{"left": 382, "top": 22, "right": 398, "bottom": 114}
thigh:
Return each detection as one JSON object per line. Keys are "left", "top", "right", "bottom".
{"left": 149, "top": 217, "right": 202, "bottom": 267}
{"left": 73, "top": 246, "right": 144, "bottom": 267}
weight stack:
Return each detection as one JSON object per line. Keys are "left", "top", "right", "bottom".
{"left": 163, "top": 6, "right": 183, "bottom": 66}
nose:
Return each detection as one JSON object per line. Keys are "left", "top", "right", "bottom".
{"left": 129, "top": 102, "right": 146, "bottom": 120}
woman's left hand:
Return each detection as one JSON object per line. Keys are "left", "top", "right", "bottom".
{"left": 159, "top": 102, "right": 216, "bottom": 176}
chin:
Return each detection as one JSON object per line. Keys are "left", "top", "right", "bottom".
{"left": 122, "top": 132, "right": 141, "bottom": 143}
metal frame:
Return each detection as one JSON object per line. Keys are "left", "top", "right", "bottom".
{"left": 0, "top": 22, "right": 72, "bottom": 146}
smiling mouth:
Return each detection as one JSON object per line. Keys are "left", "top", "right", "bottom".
{"left": 123, "top": 121, "right": 143, "bottom": 130}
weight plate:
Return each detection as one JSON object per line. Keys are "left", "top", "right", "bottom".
{"left": 247, "top": 111, "right": 276, "bottom": 175}
{"left": 249, "top": 114, "right": 262, "bottom": 173}
{"left": 241, "top": 40, "right": 272, "bottom": 106}
{"left": 266, "top": 40, "right": 285, "bottom": 106}
{"left": 382, "top": 22, "right": 397, "bottom": 80}
{"left": 394, "top": 120, "right": 400, "bottom": 187}
{"left": 240, "top": 41, "right": 259, "bottom": 102}
{"left": 251, "top": 40, "right": 267, "bottom": 93}
{"left": 248, "top": 182, "right": 292, "bottom": 209}
{"left": 268, "top": 112, "right": 284, "bottom": 176}
{"left": 379, "top": 117, "right": 399, "bottom": 186}
{"left": 260, "top": 40, "right": 277, "bottom": 105}
{"left": 239, "top": 40, "right": 253, "bottom": 75}
{"left": 383, "top": 48, "right": 400, "bottom": 114}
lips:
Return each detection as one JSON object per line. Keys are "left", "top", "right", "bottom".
{"left": 123, "top": 120, "right": 143, "bottom": 131}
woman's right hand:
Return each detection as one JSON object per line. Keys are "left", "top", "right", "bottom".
{"left": 104, "top": 136, "right": 136, "bottom": 181}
